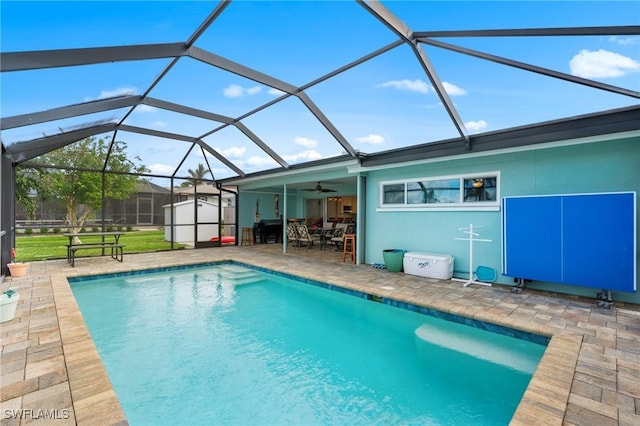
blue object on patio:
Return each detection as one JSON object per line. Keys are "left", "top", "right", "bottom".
{"left": 476, "top": 266, "right": 497, "bottom": 283}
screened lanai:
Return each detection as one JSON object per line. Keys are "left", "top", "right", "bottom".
{"left": 1, "top": 1, "right": 639, "bottom": 274}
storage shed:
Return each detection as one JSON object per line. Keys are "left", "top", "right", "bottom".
{"left": 163, "top": 199, "right": 219, "bottom": 244}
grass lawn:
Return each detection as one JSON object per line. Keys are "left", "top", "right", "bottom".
{"left": 14, "top": 230, "right": 186, "bottom": 262}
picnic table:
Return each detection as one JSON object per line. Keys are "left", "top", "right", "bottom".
{"left": 64, "top": 231, "right": 125, "bottom": 267}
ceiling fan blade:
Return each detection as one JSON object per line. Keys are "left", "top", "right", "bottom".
{"left": 301, "top": 182, "right": 336, "bottom": 192}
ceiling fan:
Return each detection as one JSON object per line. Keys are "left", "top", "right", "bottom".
{"left": 303, "top": 182, "right": 336, "bottom": 193}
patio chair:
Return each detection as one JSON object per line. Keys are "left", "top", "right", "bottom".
{"left": 331, "top": 224, "right": 355, "bottom": 250}
{"left": 322, "top": 220, "right": 334, "bottom": 230}
{"left": 295, "top": 225, "right": 321, "bottom": 250}
{"left": 328, "top": 223, "right": 347, "bottom": 249}
{"left": 286, "top": 224, "right": 300, "bottom": 249}
{"left": 318, "top": 226, "right": 337, "bottom": 250}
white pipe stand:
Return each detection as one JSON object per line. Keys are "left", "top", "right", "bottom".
{"left": 452, "top": 224, "right": 492, "bottom": 287}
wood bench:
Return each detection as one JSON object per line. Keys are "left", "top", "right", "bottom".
{"left": 67, "top": 243, "right": 124, "bottom": 267}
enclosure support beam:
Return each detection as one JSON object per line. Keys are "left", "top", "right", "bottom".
{"left": 1, "top": 152, "right": 15, "bottom": 275}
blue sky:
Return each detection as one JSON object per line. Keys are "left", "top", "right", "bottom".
{"left": 1, "top": 1, "right": 639, "bottom": 182}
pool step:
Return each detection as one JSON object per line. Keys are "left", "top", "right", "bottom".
{"left": 218, "top": 265, "right": 263, "bottom": 285}
{"left": 414, "top": 323, "right": 538, "bottom": 374}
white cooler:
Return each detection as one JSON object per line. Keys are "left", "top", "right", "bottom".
{"left": 403, "top": 252, "right": 454, "bottom": 279}
{"left": 0, "top": 291, "right": 20, "bottom": 323}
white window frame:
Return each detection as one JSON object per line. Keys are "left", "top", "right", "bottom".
{"left": 378, "top": 171, "right": 501, "bottom": 212}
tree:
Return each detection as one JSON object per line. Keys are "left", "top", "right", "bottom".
{"left": 35, "top": 136, "right": 147, "bottom": 242}
{"left": 187, "top": 163, "right": 210, "bottom": 186}
{"left": 15, "top": 166, "right": 43, "bottom": 220}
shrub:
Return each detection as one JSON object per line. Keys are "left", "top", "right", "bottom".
{"left": 117, "top": 226, "right": 124, "bottom": 232}
{"left": 106, "top": 225, "right": 115, "bottom": 232}
{"left": 40, "top": 227, "right": 49, "bottom": 234}
{"left": 53, "top": 227, "right": 62, "bottom": 234}
{"left": 25, "top": 228, "right": 34, "bottom": 235}
{"left": 80, "top": 227, "right": 87, "bottom": 233}
{"left": 126, "top": 225, "right": 133, "bottom": 232}
{"left": 92, "top": 226, "right": 100, "bottom": 232}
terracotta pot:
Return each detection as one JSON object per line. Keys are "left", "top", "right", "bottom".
{"left": 8, "top": 262, "right": 29, "bottom": 277}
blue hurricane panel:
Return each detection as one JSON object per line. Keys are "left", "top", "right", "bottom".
{"left": 562, "top": 193, "right": 636, "bottom": 292}
{"left": 503, "top": 193, "right": 636, "bottom": 292}
{"left": 502, "top": 196, "right": 563, "bottom": 282}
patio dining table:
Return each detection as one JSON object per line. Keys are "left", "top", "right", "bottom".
{"left": 63, "top": 231, "right": 126, "bottom": 266}
{"left": 318, "top": 228, "right": 337, "bottom": 250}
{"left": 63, "top": 231, "right": 125, "bottom": 246}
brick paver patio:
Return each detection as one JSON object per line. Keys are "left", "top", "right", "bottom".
{"left": 1, "top": 245, "right": 638, "bottom": 425}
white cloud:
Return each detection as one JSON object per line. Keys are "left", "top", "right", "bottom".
{"left": 608, "top": 36, "right": 637, "bottom": 46}
{"left": 569, "top": 49, "right": 640, "bottom": 78}
{"left": 356, "top": 134, "right": 385, "bottom": 145}
{"left": 245, "top": 155, "right": 278, "bottom": 168}
{"left": 84, "top": 87, "right": 137, "bottom": 102}
{"left": 442, "top": 82, "right": 466, "bottom": 96}
{"left": 223, "top": 84, "right": 244, "bottom": 98}
{"left": 376, "top": 79, "right": 467, "bottom": 97}
{"left": 136, "top": 104, "right": 156, "bottom": 113}
{"left": 282, "top": 150, "right": 323, "bottom": 162}
{"left": 268, "top": 87, "right": 286, "bottom": 96}
{"left": 465, "top": 120, "right": 488, "bottom": 133}
{"left": 294, "top": 137, "right": 317, "bottom": 148}
{"left": 98, "top": 87, "right": 137, "bottom": 99}
{"left": 223, "top": 84, "right": 262, "bottom": 98}
{"left": 148, "top": 163, "right": 175, "bottom": 175}
{"left": 215, "top": 146, "right": 246, "bottom": 158}
{"left": 152, "top": 120, "right": 167, "bottom": 127}
{"left": 212, "top": 167, "right": 231, "bottom": 177}
{"left": 377, "top": 79, "right": 430, "bottom": 94}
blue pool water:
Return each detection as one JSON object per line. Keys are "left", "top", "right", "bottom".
{"left": 70, "top": 263, "right": 547, "bottom": 425}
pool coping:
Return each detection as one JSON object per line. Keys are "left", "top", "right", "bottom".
{"left": 52, "top": 272, "right": 127, "bottom": 425}
{"left": 60, "top": 259, "right": 572, "bottom": 425}
{"left": 3, "top": 248, "right": 638, "bottom": 425}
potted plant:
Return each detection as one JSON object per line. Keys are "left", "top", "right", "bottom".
{"left": 7, "top": 248, "right": 29, "bottom": 277}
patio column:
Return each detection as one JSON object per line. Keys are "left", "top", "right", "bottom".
{"left": 356, "top": 174, "right": 365, "bottom": 265}
{"left": 1, "top": 151, "right": 15, "bottom": 275}
{"left": 282, "top": 184, "right": 288, "bottom": 254}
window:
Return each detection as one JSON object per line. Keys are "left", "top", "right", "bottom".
{"left": 463, "top": 177, "right": 497, "bottom": 202}
{"left": 379, "top": 172, "right": 500, "bottom": 211}
{"left": 382, "top": 183, "right": 405, "bottom": 204}
{"left": 407, "top": 179, "right": 460, "bottom": 204}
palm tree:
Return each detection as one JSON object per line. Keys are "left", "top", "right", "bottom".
{"left": 187, "top": 163, "right": 210, "bottom": 186}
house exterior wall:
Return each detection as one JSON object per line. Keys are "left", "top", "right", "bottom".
{"left": 364, "top": 135, "right": 639, "bottom": 303}
{"left": 239, "top": 192, "right": 296, "bottom": 226}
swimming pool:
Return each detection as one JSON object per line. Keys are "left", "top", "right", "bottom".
{"left": 70, "top": 262, "right": 547, "bottom": 425}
